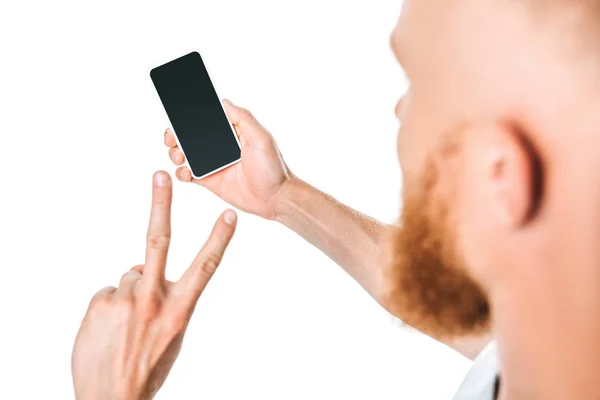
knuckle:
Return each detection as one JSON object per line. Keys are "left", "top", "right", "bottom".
{"left": 89, "top": 287, "right": 115, "bottom": 308}
{"left": 201, "top": 254, "right": 222, "bottom": 275}
{"left": 131, "top": 264, "right": 144, "bottom": 274}
{"left": 148, "top": 232, "right": 171, "bottom": 249}
{"left": 89, "top": 294, "right": 109, "bottom": 310}
{"left": 119, "top": 272, "right": 132, "bottom": 285}
{"left": 119, "top": 270, "right": 142, "bottom": 286}
{"left": 240, "top": 107, "right": 253, "bottom": 119}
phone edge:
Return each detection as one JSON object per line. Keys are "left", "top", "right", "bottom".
{"left": 148, "top": 48, "right": 242, "bottom": 181}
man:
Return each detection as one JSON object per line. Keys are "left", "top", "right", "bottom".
{"left": 72, "top": 0, "right": 600, "bottom": 398}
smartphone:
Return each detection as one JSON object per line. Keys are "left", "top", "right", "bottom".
{"left": 150, "top": 51, "right": 241, "bottom": 179}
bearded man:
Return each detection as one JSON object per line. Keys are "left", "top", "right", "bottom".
{"left": 73, "top": 1, "right": 600, "bottom": 399}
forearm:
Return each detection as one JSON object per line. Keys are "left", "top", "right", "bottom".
{"left": 274, "top": 178, "right": 493, "bottom": 359}
{"left": 275, "top": 177, "right": 388, "bottom": 302}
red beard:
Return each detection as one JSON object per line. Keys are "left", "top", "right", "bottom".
{"left": 382, "top": 148, "right": 491, "bottom": 340}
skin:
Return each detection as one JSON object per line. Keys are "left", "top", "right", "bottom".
{"left": 73, "top": 0, "right": 600, "bottom": 398}
{"left": 72, "top": 172, "right": 238, "bottom": 400}
{"left": 165, "top": 101, "right": 492, "bottom": 359}
{"left": 388, "top": 1, "right": 600, "bottom": 399}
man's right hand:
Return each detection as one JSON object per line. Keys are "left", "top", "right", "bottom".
{"left": 164, "top": 101, "right": 492, "bottom": 360}
{"left": 164, "top": 100, "right": 293, "bottom": 220}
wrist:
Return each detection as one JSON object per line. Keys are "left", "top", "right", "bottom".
{"left": 271, "top": 175, "right": 309, "bottom": 223}
{"left": 75, "top": 383, "right": 145, "bottom": 400}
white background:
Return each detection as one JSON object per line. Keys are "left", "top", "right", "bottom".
{"left": 0, "top": 1, "right": 472, "bottom": 398}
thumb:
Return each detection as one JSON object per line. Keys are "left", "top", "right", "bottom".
{"left": 223, "top": 99, "right": 273, "bottom": 150}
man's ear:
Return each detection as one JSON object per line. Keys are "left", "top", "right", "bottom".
{"left": 471, "top": 123, "right": 542, "bottom": 228}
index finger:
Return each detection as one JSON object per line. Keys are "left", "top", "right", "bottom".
{"left": 174, "top": 209, "right": 237, "bottom": 309}
{"left": 142, "top": 171, "right": 173, "bottom": 287}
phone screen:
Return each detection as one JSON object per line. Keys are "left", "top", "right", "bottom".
{"left": 150, "top": 51, "right": 241, "bottom": 179}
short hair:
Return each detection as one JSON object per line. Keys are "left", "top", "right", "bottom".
{"left": 518, "top": 0, "right": 600, "bottom": 68}
{"left": 525, "top": 0, "right": 600, "bottom": 39}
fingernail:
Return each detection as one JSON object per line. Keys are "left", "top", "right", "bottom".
{"left": 224, "top": 210, "right": 237, "bottom": 225}
{"left": 223, "top": 99, "right": 234, "bottom": 107}
{"left": 155, "top": 171, "right": 169, "bottom": 187}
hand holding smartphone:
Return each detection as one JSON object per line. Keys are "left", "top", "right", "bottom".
{"left": 150, "top": 51, "right": 241, "bottom": 179}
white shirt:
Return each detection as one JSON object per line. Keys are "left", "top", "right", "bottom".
{"left": 453, "top": 341, "right": 500, "bottom": 400}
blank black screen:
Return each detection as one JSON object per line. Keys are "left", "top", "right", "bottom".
{"left": 150, "top": 51, "right": 240, "bottom": 178}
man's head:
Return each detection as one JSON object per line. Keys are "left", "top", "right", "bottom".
{"left": 383, "top": 0, "right": 600, "bottom": 341}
